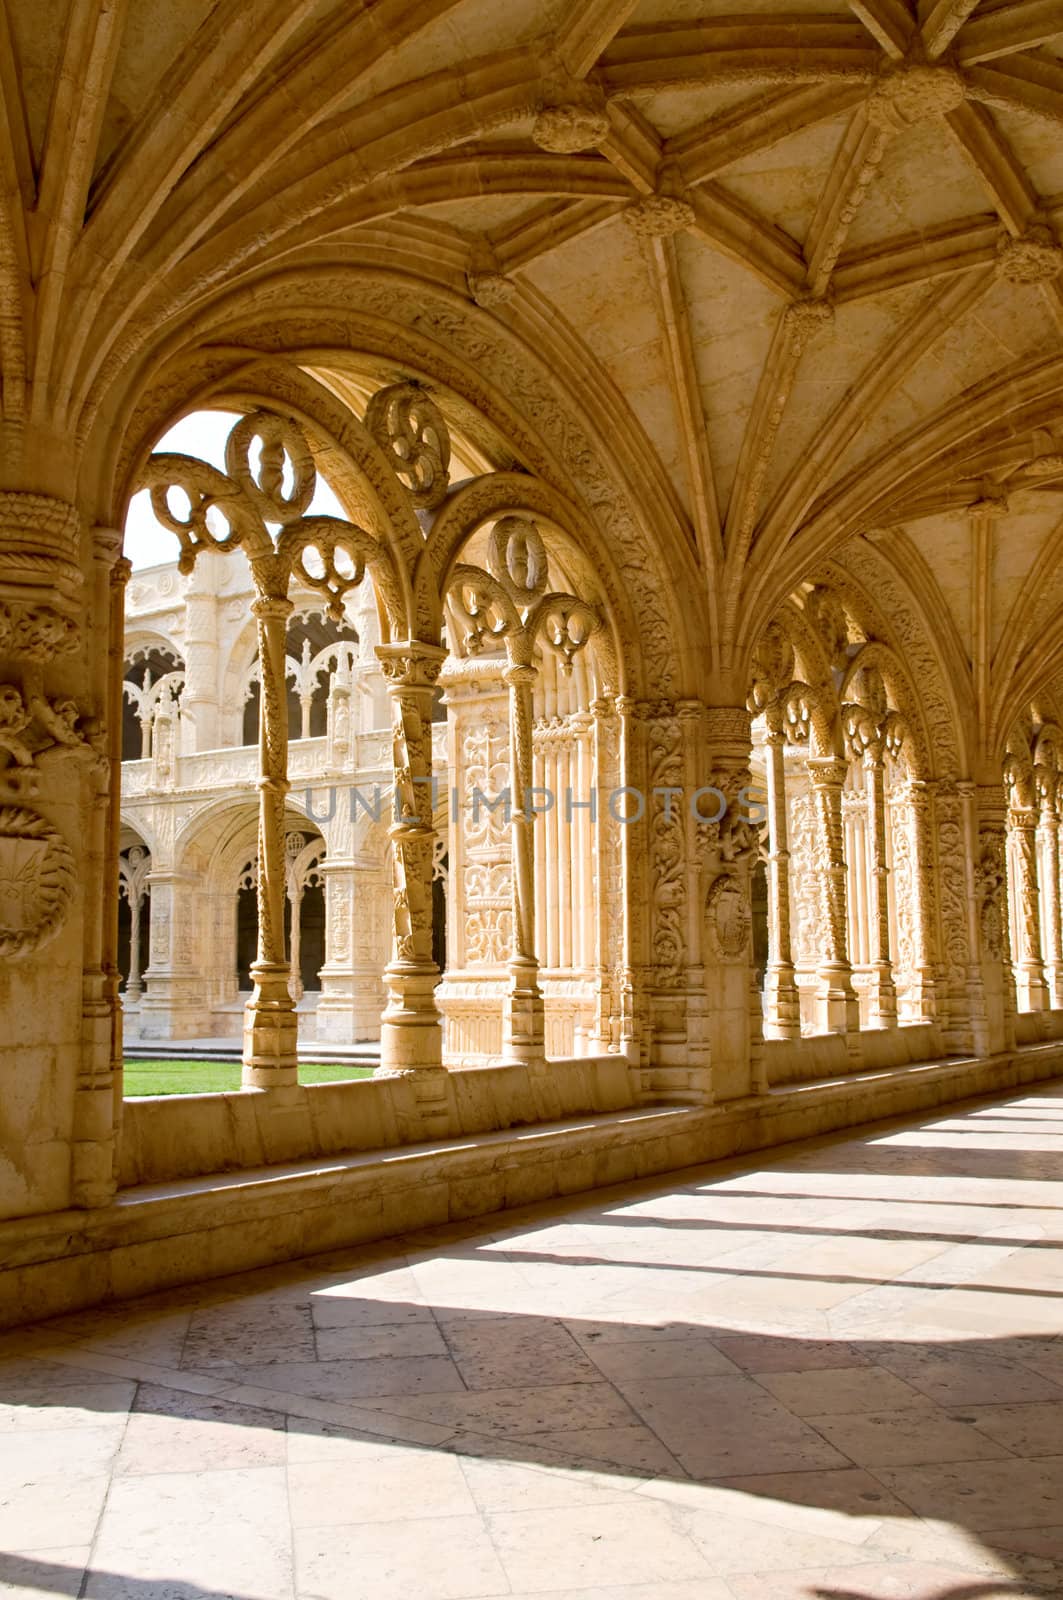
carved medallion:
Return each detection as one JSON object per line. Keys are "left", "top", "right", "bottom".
{"left": 0, "top": 806, "right": 76, "bottom": 959}
{"left": 705, "top": 871, "right": 751, "bottom": 961}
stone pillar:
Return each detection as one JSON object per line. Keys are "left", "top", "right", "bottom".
{"left": 180, "top": 555, "right": 222, "bottom": 751}
{"left": 72, "top": 529, "right": 126, "bottom": 1208}
{"left": 590, "top": 697, "right": 623, "bottom": 1050}
{"left": 375, "top": 641, "right": 447, "bottom": 1075}
{"left": 1036, "top": 766, "right": 1063, "bottom": 1008}
{"left": 762, "top": 714, "right": 800, "bottom": 1038}
{"left": 502, "top": 658, "right": 546, "bottom": 1063}
{"left": 864, "top": 746, "right": 898, "bottom": 1027}
{"left": 807, "top": 756, "right": 860, "bottom": 1041}
{"left": 934, "top": 779, "right": 983, "bottom": 1055}
{"left": 1008, "top": 782, "right": 1049, "bottom": 1012}
{"left": 316, "top": 860, "right": 388, "bottom": 1042}
{"left": 239, "top": 590, "right": 299, "bottom": 1086}
{"left": 973, "top": 783, "right": 1016, "bottom": 1052}
{"left": 901, "top": 778, "right": 939, "bottom": 1025}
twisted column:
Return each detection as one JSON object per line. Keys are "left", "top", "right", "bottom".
{"left": 376, "top": 641, "right": 447, "bottom": 1074}
{"left": 1010, "top": 794, "right": 1049, "bottom": 1011}
{"left": 807, "top": 756, "right": 859, "bottom": 1038}
{"left": 242, "top": 588, "right": 297, "bottom": 1087}
{"left": 763, "top": 715, "right": 800, "bottom": 1038}
{"left": 1037, "top": 768, "right": 1063, "bottom": 1008}
{"left": 503, "top": 659, "right": 545, "bottom": 1061}
{"left": 865, "top": 746, "right": 898, "bottom": 1026}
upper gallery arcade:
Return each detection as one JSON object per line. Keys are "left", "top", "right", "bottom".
{"left": 2, "top": 0, "right": 1063, "bottom": 1319}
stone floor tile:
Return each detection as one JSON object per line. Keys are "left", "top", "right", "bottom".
{"left": 441, "top": 1316, "right": 600, "bottom": 1389}
{"left": 752, "top": 1365, "right": 936, "bottom": 1416}
{"left": 0, "top": 1547, "right": 89, "bottom": 1598}
{"left": 86, "top": 1466, "right": 292, "bottom": 1600}
{"left": 584, "top": 1336, "right": 742, "bottom": 1381}
{"left": 457, "top": 1454, "right": 642, "bottom": 1514}
{"left": 510, "top": 1422, "right": 685, "bottom": 1475}
{"left": 713, "top": 1335, "right": 872, "bottom": 1372}
{"left": 289, "top": 1449, "right": 477, "bottom": 1525}
{"left": 640, "top": 1468, "right": 912, "bottom": 1545}
{"left": 308, "top": 1292, "right": 435, "bottom": 1328}
{"left": 0, "top": 1378, "right": 134, "bottom": 1432}
{"left": 294, "top": 1515, "right": 508, "bottom": 1599}
{"left": 0, "top": 1423, "right": 121, "bottom": 1481}
{"left": 210, "top": 1353, "right": 466, "bottom": 1401}
{"left": 0, "top": 1470, "right": 110, "bottom": 1549}
{"left": 805, "top": 1406, "right": 1015, "bottom": 1468}
{"left": 723, "top": 1561, "right": 1021, "bottom": 1599}
{"left": 612, "top": 1373, "right": 850, "bottom": 1479}
{"left": 951, "top": 1399, "right": 1063, "bottom": 1457}
{"left": 114, "top": 1383, "right": 287, "bottom": 1475}
{"left": 313, "top": 1320, "right": 448, "bottom": 1361}
{"left": 675, "top": 1502, "right": 895, "bottom": 1575}
{"left": 358, "top": 1380, "right": 641, "bottom": 1438}
{"left": 285, "top": 1415, "right": 434, "bottom": 1464}
{"left": 874, "top": 1455, "right": 1063, "bottom": 1528}
{"left": 866, "top": 1342, "right": 1063, "bottom": 1405}
{"left": 487, "top": 1499, "right": 714, "bottom": 1591}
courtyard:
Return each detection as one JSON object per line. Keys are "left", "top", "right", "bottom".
{"left": 2, "top": 1085, "right": 1062, "bottom": 1600}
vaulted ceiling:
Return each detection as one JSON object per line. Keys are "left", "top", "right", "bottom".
{"left": 2, "top": 0, "right": 1063, "bottom": 755}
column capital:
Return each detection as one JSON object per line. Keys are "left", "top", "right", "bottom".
{"left": 375, "top": 640, "right": 447, "bottom": 689}
{"left": 806, "top": 755, "right": 848, "bottom": 787}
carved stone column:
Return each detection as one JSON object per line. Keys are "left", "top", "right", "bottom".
{"left": 375, "top": 641, "right": 447, "bottom": 1075}
{"left": 973, "top": 783, "right": 1016, "bottom": 1051}
{"left": 180, "top": 559, "right": 221, "bottom": 751}
{"left": 316, "top": 858, "right": 389, "bottom": 1042}
{"left": 1007, "top": 769, "right": 1049, "bottom": 1013}
{"left": 502, "top": 657, "right": 545, "bottom": 1063}
{"left": 701, "top": 705, "right": 762, "bottom": 1098}
{"left": 762, "top": 712, "right": 800, "bottom": 1039}
{"left": 864, "top": 745, "right": 898, "bottom": 1027}
{"left": 901, "top": 778, "right": 939, "bottom": 1025}
{"left": 1036, "top": 766, "right": 1063, "bottom": 1008}
{"left": 589, "top": 696, "right": 623, "bottom": 1050}
{"left": 242, "top": 587, "right": 298, "bottom": 1088}
{"left": 807, "top": 756, "right": 860, "bottom": 1040}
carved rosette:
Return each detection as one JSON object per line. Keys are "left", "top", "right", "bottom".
{"left": 0, "top": 805, "right": 77, "bottom": 959}
{"left": 996, "top": 228, "right": 1063, "bottom": 286}
{"left": 865, "top": 64, "right": 965, "bottom": 132}
{"left": 532, "top": 82, "right": 610, "bottom": 153}
{"left": 624, "top": 195, "right": 695, "bottom": 238}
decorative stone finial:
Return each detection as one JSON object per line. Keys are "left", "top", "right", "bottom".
{"left": 996, "top": 227, "right": 1063, "bottom": 285}
{"left": 467, "top": 270, "right": 514, "bottom": 308}
{"left": 623, "top": 193, "right": 695, "bottom": 237}
{"left": 865, "top": 64, "right": 966, "bottom": 131}
{"left": 532, "top": 102, "right": 610, "bottom": 153}
{"left": 783, "top": 295, "right": 834, "bottom": 353}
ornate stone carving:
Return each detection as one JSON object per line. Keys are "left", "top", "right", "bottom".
{"left": 783, "top": 296, "right": 834, "bottom": 353}
{"left": 532, "top": 80, "right": 610, "bottom": 152}
{"left": 364, "top": 382, "right": 451, "bottom": 511}
{"left": 467, "top": 271, "right": 514, "bottom": 309}
{"left": 624, "top": 194, "right": 695, "bottom": 238}
{"left": 0, "top": 493, "right": 82, "bottom": 641}
{"left": 996, "top": 227, "right": 1063, "bottom": 286}
{"left": 0, "top": 675, "right": 97, "bottom": 796}
{"left": 705, "top": 871, "right": 750, "bottom": 960}
{"left": 975, "top": 824, "right": 1007, "bottom": 962}
{"left": 865, "top": 64, "right": 965, "bottom": 131}
{"left": 0, "top": 805, "right": 76, "bottom": 959}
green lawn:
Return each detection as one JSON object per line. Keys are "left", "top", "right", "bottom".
{"left": 123, "top": 1059, "right": 375, "bottom": 1096}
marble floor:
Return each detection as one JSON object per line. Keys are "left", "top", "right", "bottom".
{"left": 3, "top": 1085, "right": 1063, "bottom": 1600}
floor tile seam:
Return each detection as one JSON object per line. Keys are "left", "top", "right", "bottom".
{"left": 795, "top": 1398, "right": 1026, "bottom": 1462}
{"left": 75, "top": 1376, "right": 138, "bottom": 1600}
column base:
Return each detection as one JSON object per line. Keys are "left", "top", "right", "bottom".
{"left": 1015, "top": 967, "right": 1050, "bottom": 1012}
{"left": 816, "top": 966, "right": 860, "bottom": 1041}
{"left": 762, "top": 966, "right": 801, "bottom": 1040}
{"left": 503, "top": 963, "right": 545, "bottom": 1064}
{"left": 867, "top": 964, "right": 898, "bottom": 1028}
{"left": 378, "top": 966, "right": 443, "bottom": 1072}
{"left": 242, "top": 965, "right": 299, "bottom": 1088}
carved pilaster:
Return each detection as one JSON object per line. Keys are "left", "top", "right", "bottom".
{"left": 807, "top": 756, "right": 859, "bottom": 1042}
{"left": 1006, "top": 757, "right": 1049, "bottom": 1013}
{"left": 375, "top": 641, "right": 447, "bottom": 1086}
{"left": 973, "top": 783, "right": 1016, "bottom": 1051}
{"left": 1036, "top": 766, "right": 1063, "bottom": 1008}
{"left": 763, "top": 717, "right": 800, "bottom": 1039}
{"left": 864, "top": 748, "right": 898, "bottom": 1028}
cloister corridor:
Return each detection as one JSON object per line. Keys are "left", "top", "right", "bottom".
{"left": 2, "top": 1083, "right": 1062, "bottom": 1600}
